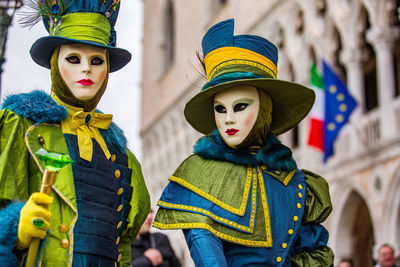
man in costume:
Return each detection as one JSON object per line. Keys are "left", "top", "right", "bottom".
{"left": 0, "top": 0, "right": 150, "bottom": 266}
{"left": 154, "top": 19, "right": 334, "bottom": 266}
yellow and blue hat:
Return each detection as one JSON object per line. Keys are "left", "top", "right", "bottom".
{"left": 28, "top": 0, "right": 131, "bottom": 72}
{"left": 184, "top": 19, "right": 315, "bottom": 135}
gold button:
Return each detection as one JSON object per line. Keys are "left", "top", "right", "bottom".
{"left": 297, "top": 203, "right": 301, "bottom": 209}
{"left": 111, "top": 154, "right": 116, "bottom": 162}
{"left": 116, "top": 236, "right": 120, "bottom": 245}
{"left": 117, "top": 205, "right": 123, "bottom": 212}
{"left": 294, "top": 216, "right": 299, "bottom": 222}
{"left": 117, "top": 253, "right": 122, "bottom": 262}
{"left": 288, "top": 229, "right": 294, "bottom": 235}
{"left": 282, "top": 243, "right": 287, "bottom": 248}
{"left": 117, "top": 188, "right": 123, "bottom": 195}
{"left": 59, "top": 223, "right": 69, "bottom": 233}
{"left": 60, "top": 239, "right": 70, "bottom": 248}
{"left": 298, "top": 192, "right": 302, "bottom": 198}
{"left": 298, "top": 184, "right": 303, "bottom": 189}
{"left": 117, "top": 221, "right": 122, "bottom": 229}
{"left": 261, "top": 165, "right": 267, "bottom": 170}
{"left": 114, "top": 169, "right": 121, "bottom": 178}
{"left": 277, "top": 257, "right": 282, "bottom": 262}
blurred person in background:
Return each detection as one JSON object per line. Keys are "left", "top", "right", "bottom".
{"left": 339, "top": 258, "right": 354, "bottom": 267}
{"left": 131, "top": 209, "right": 181, "bottom": 267}
{"left": 376, "top": 244, "right": 397, "bottom": 267}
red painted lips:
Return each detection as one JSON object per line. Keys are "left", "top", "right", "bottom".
{"left": 226, "top": 129, "right": 239, "bottom": 135}
{"left": 77, "top": 79, "right": 94, "bottom": 86}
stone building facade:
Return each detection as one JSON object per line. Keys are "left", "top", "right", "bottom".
{"left": 140, "top": 0, "right": 400, "bottom": 266}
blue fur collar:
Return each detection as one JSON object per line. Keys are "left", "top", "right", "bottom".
{"left": 194, "top": 130, "right": 297, "bottom": 171}
{"left": 2, "top": 90, "right": 127, "bottom": 153}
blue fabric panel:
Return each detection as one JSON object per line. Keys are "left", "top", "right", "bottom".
{"left": 159, "top": 176, "right": 257, "bottom": 231}
{"left": 72, "top": 252, "right": 115, "bottom": 267}
{"left": 184, "top": 228, "right": 292, "bottom": 267}
{"left": 73, "top": 181, "right": 119, "bottom": 208}
{"left": 202, "top": 19, "right": 234, "bottom": 56}
{"left": 263, "top": 169, "right": 307, "bottom": 264}
{"left": 183, "top": 229, "right": 228, "bottom": 267}
{"left": 234, "top": 35, "right": 278, "bottom": 65}
{"left": 290, "top": 223, "right": 329, "bottom": 255}
{"left": 74, "top": 218, "right": 119, "bottom": 241}
{"left": 64, "top": 134, "right": 132, "bottom": 263}
{"left": 201, "top": 19, "right": 278, "bottom": 65}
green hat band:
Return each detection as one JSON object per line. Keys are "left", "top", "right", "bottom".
{"left": 50, "top": 12, "right": 111, "bottom": 46}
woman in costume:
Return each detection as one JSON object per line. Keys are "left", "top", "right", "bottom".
{"left": 154, "top": 19, "right": 334, "bottom": 266}
{"left": 0, "top": 0, "right": 149, "bottom": 266}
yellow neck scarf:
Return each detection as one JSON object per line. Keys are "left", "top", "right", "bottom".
{"left": 52, "top": 92, "right": 113, "bottom": 162}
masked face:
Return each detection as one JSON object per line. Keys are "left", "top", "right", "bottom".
{"left": 214, "top": 86, "right": 260, "bottom": 148}
{"left": 58, "top": 44, "right": 107, "bottom": 101}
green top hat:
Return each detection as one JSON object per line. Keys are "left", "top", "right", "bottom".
{"left": 27, "top": 0, "right": 131, "bottom": 72}
{"left": 184, "top": 19, "right": 315, "bottom": 136}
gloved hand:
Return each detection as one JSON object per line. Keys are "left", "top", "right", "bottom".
{"left": 16, "top": 193, "right": 53, "bottom": 250}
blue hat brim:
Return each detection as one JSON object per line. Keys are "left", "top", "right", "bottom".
{"left": 184, "top": 78, "right": 315, "bottom": 136}
{"left": 30, "top": 36, "right": 132, "bottom": 73}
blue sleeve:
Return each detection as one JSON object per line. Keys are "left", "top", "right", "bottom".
{"left": 0, "top": 202, "right": 24, "bottom": 267}
{"left": 291, "top": 223, "right": 329, "bottom": 255}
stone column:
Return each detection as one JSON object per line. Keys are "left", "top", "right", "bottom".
{"left": 367, "top": 26, "right": 400, "bottom": 139}
{"left": 340, "top": 48, "right": 365, "bottom": 118}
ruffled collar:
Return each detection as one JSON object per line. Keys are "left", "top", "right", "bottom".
{"left": 194, "top": 130, "right": 297, "bottom": 171}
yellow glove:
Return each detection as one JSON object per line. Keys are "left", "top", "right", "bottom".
{"left": 16, "top": 193, "right": 53, "bottom": 250}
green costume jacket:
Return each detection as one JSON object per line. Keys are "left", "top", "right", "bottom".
{"left": 0, "top": 91, "right": 150, "bottom": 267}
{"left": 155, "top": 130, "right": 334, "bottom": 266}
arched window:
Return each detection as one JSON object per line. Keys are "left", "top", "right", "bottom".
{"left": 361, "top": 9, "right": 378, "bottom": 112}
{"left": 161, "top": 0, "right": 175, "bottom": 74}
{"left": 333, "top": 27, "right": 347, "bottom": 85}
{"left": 395, "top": 40, "right": 400, "bottom": 97}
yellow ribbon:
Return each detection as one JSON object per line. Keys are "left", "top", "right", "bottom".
{"left": 52, "top": 93, "right": 113, "bottom": 162}
{"left": 204, "top": 46, "right": 278, "bottom": 80}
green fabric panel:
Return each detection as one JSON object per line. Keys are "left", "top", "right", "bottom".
{"left": 172, "top": 155, "right": 249, "bottom": 211}
{"left": 0, "top": 109, "right": 40, "bottom": 201}
{"left": 0, "top": 108, "right": 149, "bottom": 264}
{"left": 302, "top": 169, "right": 333, "bottom": 223}
{"left": 213, "top": 64, "right": 273, "bottom": 79}
{"left": 117, "top": 237, "right": 132, "bottom": 267}
{"left": 26, "top": 123, "right": 77, "bottom": 210}
{"left": 264, "top": 170, "right": 291, "bottom": 184}
{"left": 52, "top": 13, "right": 111, "bottom": 46}
{"left": 154, "top": 185, "right": 269, "bottom": 247}
{"left": 291, "top": 246, "right": 334, "bottom": 267}
{"left": 124, "top": 150, "right": 150, "bottom": 239}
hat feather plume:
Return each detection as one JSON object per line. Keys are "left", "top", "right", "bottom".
{"left": 18, "top": 0, "right": 69, "bottom": 28}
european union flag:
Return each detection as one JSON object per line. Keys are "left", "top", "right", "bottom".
{"left": 323, "top": 60, "right": 357, "bottom": 162}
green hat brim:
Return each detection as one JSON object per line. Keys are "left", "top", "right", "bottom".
{"left": 184, "top": 78, "right": 315, "bottom": 136}
{"left": 30, "top": 36, "right": 132, "bottom": 73}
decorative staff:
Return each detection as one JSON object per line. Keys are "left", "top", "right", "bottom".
{"left": 25, "top": 148, "right": 72, "bottom": 267}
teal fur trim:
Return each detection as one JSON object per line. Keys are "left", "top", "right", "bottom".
{"left": 2, "top": 91, "right": 127, "bottom": 153}
{"left": 194, "top": 130, "right": 297, "bottom": 171}
{"left": 0, "top": 202, "right": 24, "bottom": 267}
{"left": 2, "top": 90, "right": 68, "bottom": 123}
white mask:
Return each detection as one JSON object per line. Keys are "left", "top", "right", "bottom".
{"left": 58, "top": 44, "right": 107, "bottom": 101}
{"left": 214, "top": 85, "right": 260, "bottom": 148}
